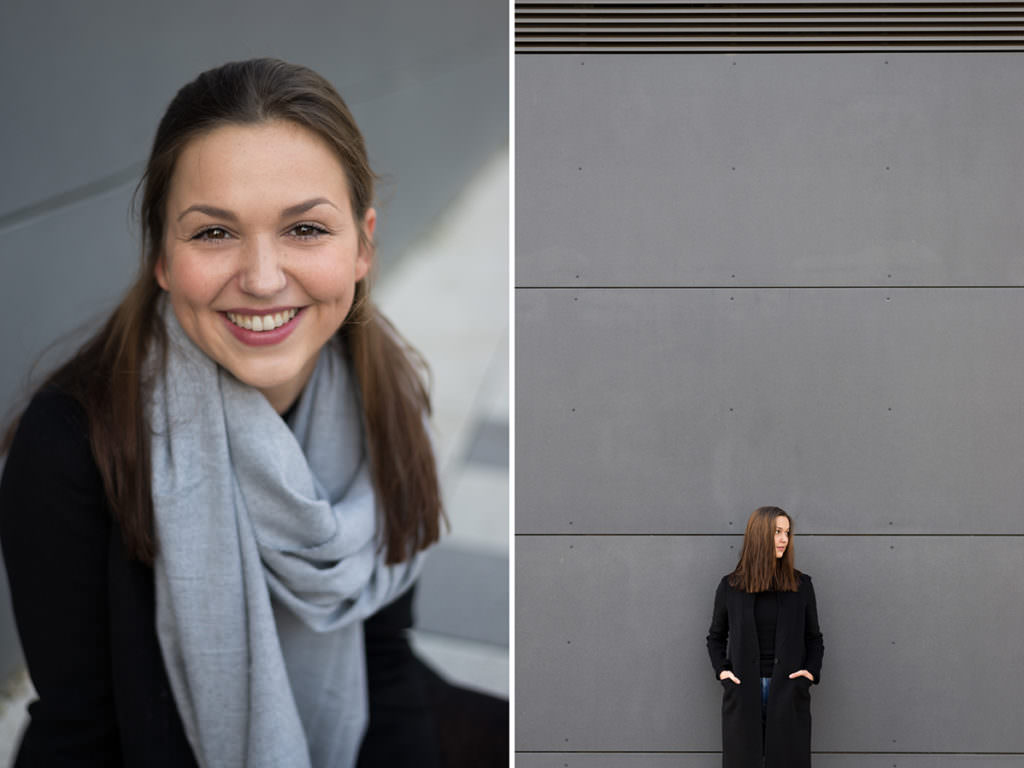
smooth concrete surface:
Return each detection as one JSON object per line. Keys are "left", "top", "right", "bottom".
{"left": 516, "top": 48, "right": 1024, "bottom": 765}
{"left": 0, "top": 182, "right": 139, "bottom": 422}
{"left": 517, "top": 287, "right": 1024, "bottom": 535}
{"left": 517, "top": 535, "right": 1024, "bottom": 752}
{"left": 517, "top": 54, "right": 1024, "bottom": 288}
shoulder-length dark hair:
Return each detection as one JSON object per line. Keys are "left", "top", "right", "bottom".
{"left": 3, "top": 58, "right": 442, "bottom": 565}
{"left": 728, "top": 506, "right": 800, "bottom": 593}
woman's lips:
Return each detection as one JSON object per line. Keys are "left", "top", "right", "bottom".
{"left": 221, "top": 307, "right": 303, "bottom": 346}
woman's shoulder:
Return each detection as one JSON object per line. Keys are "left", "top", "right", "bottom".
{"left": 2, "top": 385, "right": 102, "bottom": 508}
{"left": 795, "top": 570, "right": 815, "bottom": 592}
{"left": 11, "top": 384, "right": 93, "bottom": 457}
{"left": 717, "top": 572, "right": 812, "bottom": 594}
{"left": 18, "top": 384, "right": 88, "bottom": 429}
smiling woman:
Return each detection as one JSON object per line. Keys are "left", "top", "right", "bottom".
{"left": 0, "top": 59, "right": 444, "bottom": 768}
{"left": 156, "top": 120, "right": 374, "bottom": 413}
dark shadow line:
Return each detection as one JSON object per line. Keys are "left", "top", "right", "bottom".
{"left": 0, "top": 163, "right": 144, "bottom": 233}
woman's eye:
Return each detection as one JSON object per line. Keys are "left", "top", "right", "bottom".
{"left": 290, "top": 223, "right": 328, "bottom": 239}
{"left": 192, "top": 227, "right": 230, "bottom": 241}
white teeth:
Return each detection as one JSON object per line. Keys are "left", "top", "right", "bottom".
{"left": 227, "top": 308, "right": 298, "bottom": 332}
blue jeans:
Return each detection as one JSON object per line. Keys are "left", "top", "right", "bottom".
{"left": 760, "top": 677, "right": 771, "bottom": 758}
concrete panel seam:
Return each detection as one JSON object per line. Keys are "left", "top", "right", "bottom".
{"left": 514, "top": 533, "right": 1024, "bottom": 537}
{"left": 515, "top": 285, "right": 1024, "bottom": 290}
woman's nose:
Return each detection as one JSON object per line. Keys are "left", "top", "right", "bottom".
{"left": 238, "top": 237, "right": 287, "bottom": 296}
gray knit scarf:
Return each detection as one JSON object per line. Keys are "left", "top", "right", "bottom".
{"left": 149, "top": 301, "right": 424, "bottom": 768}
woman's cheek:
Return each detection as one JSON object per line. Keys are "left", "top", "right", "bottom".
{"left": 166, "top": 249, "right": 235, "bottom": 299}
{"left": 305, "top": 263, "right": 360, "bottom": 302}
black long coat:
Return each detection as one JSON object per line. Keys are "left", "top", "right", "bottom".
{"left": 705, "top": 571, "right": 824, "bottom": 768}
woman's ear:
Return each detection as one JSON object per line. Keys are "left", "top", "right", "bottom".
{"left": 356, "top": 208, "right": 377, "bottom": 281}
{"left": 154, "top": 255, "right": 170, "bottom": 291}
{"left": 363, "top": 207, "right": 377, "bottom": 239}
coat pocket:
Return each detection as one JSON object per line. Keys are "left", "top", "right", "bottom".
{"left": 793, "top": 675, "right": 812, "bottom": 711}
{"left": 720, "top": 679, "right": 739, "bottom": 715}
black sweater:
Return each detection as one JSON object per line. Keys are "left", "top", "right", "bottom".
{"left": 0, "top": 388, "right": 437, "bottom": 767}
{"left": 754, "top": 590, "right": 779, "bottom": 677}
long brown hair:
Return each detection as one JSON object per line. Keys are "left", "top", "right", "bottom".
{"left": 728, "top": 506, "right": 800, "bottom": 593}
{"left": 3, "top": 59, "right": 442, "bottom": 565}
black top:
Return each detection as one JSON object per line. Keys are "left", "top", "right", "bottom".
{"left": 754, "top": 590, "right": 779, "bottom": 677}
{"left": 0, "top": 388, "right": 437, "bottom": 767}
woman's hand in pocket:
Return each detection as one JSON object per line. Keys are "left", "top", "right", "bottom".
{"left": 719, "top": 670, "right": 741, "bottom": 684}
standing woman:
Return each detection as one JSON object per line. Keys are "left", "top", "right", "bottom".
{"left": 1, "top": 59, "right": 443, "bottom": 768}
{"left": 706, "top": 507, "right": 824, "bottom": 768}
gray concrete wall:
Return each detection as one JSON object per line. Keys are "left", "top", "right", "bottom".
{"left": 0, "top": 0, "right": 506, "bottom": 689}
{"left": 516, "top": 53, "right": 1024, "bottom": 762}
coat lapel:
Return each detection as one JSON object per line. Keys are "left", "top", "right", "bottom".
{"left": 741, "top": 589, "right": 758, "bottom": 675}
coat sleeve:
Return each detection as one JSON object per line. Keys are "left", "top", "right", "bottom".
{"left": 803, "top": 574, "right": 825, "bottom": 685}
{"left": 705, "top": 576, "right": 731, "bottom": 679}
{"left": 0, "top": 389, "right": 122, "bottom": 765}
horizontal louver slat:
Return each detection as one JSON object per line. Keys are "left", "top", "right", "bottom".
{"left": 519, "top": 25, "right": 1024, "bottom": 31}
{"left": 515, "top": 2, "right": 1024, "bottom": 51}
{"left": 518, "top": 1, "right": 1024, "bottom": 6}
{"left": 518, "top": 16, "right": 1024, "bottom": 22}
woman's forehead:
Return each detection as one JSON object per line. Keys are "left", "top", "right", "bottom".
{"left": 169, "top": 121, "right": 351, "bottom": 212}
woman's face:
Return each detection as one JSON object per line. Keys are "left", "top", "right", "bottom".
{"left": 774, "top": 515, "right": 790, "bottom": 559}
{"left": 156, "top": 119, "right": 374, "bottom": 413}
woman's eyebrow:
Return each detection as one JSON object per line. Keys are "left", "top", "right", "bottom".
{"left": 281, "top": 197, "right": 339, "bottom": 218}
{"left": 176, "top": 198, "right": 339, "bottom": 223}
{"left": 177, "top": 204, "right": 237, "bottom": 223}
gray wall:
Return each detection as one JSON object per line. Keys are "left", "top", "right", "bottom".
{"left": 0, "top": 0, "right": 505, "bottom": 687}
{"left": 516, "top": 53, "right": 1024, "bottom": 763}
